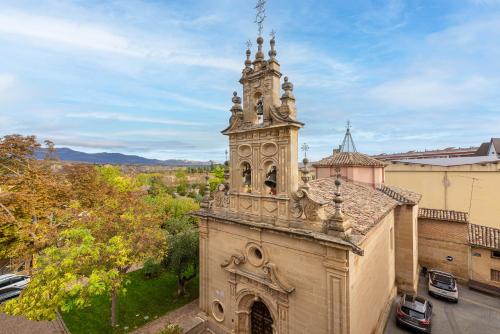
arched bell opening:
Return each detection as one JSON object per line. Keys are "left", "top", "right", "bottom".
{"left": 263, "top": 161, "right": 277, "bottom": 195}
{"left": 241, "top": 161, "right": 252, "bottom": 193}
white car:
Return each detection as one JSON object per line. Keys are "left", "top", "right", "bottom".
{"left": 0, "top": 274, "right": 30, "bottom": 294}
{"left": 428, "top": 270, "right": 458, "bottom": 302}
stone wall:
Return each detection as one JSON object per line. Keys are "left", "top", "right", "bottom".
{"left": 349, "top": 213, "right": 397, "bottom": 334}
{"left": 394, "top": 204, "right": 419, "bottom": 293}
{"left": 470, "top": 247, "right": 500, "bottom": 290}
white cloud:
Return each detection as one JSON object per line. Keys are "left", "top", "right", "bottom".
{"left": 0, "top": 73, "right": 15, "bottom": 92}
{"left": 368, "top": 75, "right": 493, "bottom": 109}
{"left": 66, "top": 112, "right": 201, "bottom": 126}
{"left": 0, "top": 10, "right": 240, "bottom": 71}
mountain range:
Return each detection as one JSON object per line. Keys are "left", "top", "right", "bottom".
{"left": 36, "top": 147, "right": 208, "bottom": 166}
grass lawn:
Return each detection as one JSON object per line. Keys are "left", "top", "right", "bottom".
{"left": 62, "top": 269, "right": 199, "bottom": 334}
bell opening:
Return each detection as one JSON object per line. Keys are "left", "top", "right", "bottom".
{"left": 264, "top": 165, "right": 277, "bottom": 195}
{"left": 241, "top": 162, "right": 252, "bottom": 193}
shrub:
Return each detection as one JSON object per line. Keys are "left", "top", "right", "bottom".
{"left": 158, "top": 323, "right": 183, "bottom": 334}
{"left": 143, "top": 258, "right": 162, "bottom": 279}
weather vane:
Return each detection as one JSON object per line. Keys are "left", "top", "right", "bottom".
{"left": 346, "top": 120, "right": 351, "bottom": 131}
{"left": 255, "top": 0, "right": 266, "bottom": 37}
{"left": 270, "top": 29, "right": 276, "bottom": 39}
{"left": 301, "top": 143, "right": 310, "bottom": 158}
{"left": 225, "top": 149, "right": 228, "bottom": 161}
{"left": 246, "top": 39, "right": 252, "bottom": 50}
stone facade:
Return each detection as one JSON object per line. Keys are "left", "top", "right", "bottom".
{"left": 193, "top": 34, "right": 421, "bottom": 334}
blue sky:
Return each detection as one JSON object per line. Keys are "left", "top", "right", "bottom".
{"left": 1, "top": 0, "right": 499, "bottom": 161}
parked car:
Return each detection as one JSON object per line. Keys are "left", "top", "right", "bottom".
{"left": 0, "top": 287, "right": 22, "bottom": 304}
{"left": 0, "top": 274, "right": 30, "bottom": 294}
{"left": 428, "top": 269, "right": 458, "bottom": 302}
{"left": 396, "top": 293, "right": 433, "bottom": 333}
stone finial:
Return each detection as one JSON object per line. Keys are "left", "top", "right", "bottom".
{"left": 245, "top": 41, "right": 252, "bottom": 68}
{"left": 268, "top": 31, "right": 277, "bottom": 60}
{"left": 201, "top": 174, "right": 211, "bottom": 209}
{"left": 231, "top": 91, "right": 243, "bottom": 116}
{"left": 281, "top": 76, "right": 294, "bottom": 99}
{"left": 300, "top": 157, "right": 312, "bottom": 190}
{"left": 332, "top": 175, "right": 344, "bottom": 221}
{"left": 328, "top": 171, "right": 352, "bottom": 239}
{"left": 255, "top": 36, "right": 264, "bottom": 61}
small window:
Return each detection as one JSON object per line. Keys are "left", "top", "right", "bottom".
{"left": 491, "top": 269, "right": 500, "bottom": 282}
{"left": 491, "top": 251, "right": 500, "bottom": 259}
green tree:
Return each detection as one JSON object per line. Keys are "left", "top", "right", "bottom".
{"left": 2, "top": 164, "right": 166, "bottom": 327}
{"left": 163, "top": 217, "right": 199, "bottom": 296}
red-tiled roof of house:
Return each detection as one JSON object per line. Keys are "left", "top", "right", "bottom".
{"left": 468, "top": 224, "right": 500, "bottom": 250}
{"left": 313, "top": 152, "right": 386, "bottom": 168}
{"left": 418, "top": 208, "right": 469, "bottom": 223}
{"left": 475, "top": 142, "right": 490, "bottom": 156}
{"left": 377, "top": 185, "right": 421, "bottom": 205}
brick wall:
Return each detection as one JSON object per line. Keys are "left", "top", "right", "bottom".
{"left": 418, "top": 218, "right": 469, "bottom": 281}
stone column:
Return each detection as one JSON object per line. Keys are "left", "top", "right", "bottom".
{"left": 199, "top": 218, "right": 209, "bottom": 313}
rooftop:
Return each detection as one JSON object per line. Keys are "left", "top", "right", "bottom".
{"left": 468, "top": 224, "right": 500, "bottom": 250}
{"left": 393, "top": 156, "right": 500, "bottom": 167}
{"left": 314, "top": 152, "right": 387, "bottom": 168}
{"left": 418, "top": 208, "right": 469, "bottom": 223}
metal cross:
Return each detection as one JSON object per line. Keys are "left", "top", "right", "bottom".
{"left": 346, "top": 120, "right": 351, "bottom": 131}
{"left": 255, "top": 0, "right": 266, "bottom": 37}
{"left": 270, "top": 29, "right": 276, "bottom": 39}
{"left": 246, "top": 39, "right": 252, "bottom": 50}
{"left": 301, "top": 143, "right": 310, "bottom": 158}
{"left": 225, "top": 149, "right": 228, "bottom": 161}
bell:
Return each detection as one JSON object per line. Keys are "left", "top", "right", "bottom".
{"left": 264, "top": 166, "right": 277, "bottom": 189}
{"left": 243, "top": 167, "right": 252, "bottom": 186}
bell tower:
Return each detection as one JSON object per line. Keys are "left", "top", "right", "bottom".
{"left": 219, "top": 32, "right": 303, "bottom": 224}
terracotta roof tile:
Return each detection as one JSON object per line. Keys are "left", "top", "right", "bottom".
{"left": 308, "top": 178, "right": 398, "bottom": 235}
{"left": 492, "top": 138, "right": 500, "bottom": 153}
{"left": 418, "top": 208, "right": 468, "bottom": 223}
{"left": 468, "top": 224, "right": 500, "bottom": 250}
{"left": 377, "top": 185, "right": 421, "bottom": 205}
{"left": 313, "top": 152, "right": 386, "bottom": 168}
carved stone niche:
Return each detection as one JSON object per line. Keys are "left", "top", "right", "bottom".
{"left": 220, "top": 249, "right": 295, "bottom": 334}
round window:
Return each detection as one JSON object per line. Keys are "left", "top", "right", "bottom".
{"left": 246, "top": 243, "right": 265, "bottom": 267}
{"left": 212, "top": 300, "right": 224, "bottom": 322}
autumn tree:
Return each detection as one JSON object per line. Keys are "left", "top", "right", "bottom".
{"left": 2, "top": 164, "right": 166, "bottom": 327}
{"left": 0, "top": 135, "right": 72, "bottom": 267}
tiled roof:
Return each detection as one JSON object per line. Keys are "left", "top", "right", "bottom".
{"left": 475, "top": 142, "right": 490, "bottom": 156}
{"left": 313, "top": 152, "right": 386, "bottom": 168}
{"left": 377, "top": 185, "right": 421, "bottom": 205}
{"left": 418, "top": 208, "right": 468, "bottom": 223}
{"left": 492, "top": 138, "right": 500, "bottom": 153}
{"left": 308, "top": 178, "right": 398, "bottom": 235}
{"left": 468, "top": 224, "right": 500, "bottom": 250}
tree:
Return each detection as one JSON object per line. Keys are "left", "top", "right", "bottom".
{"left": 2, "top": 164, "right": 166, "bottom": 327}
{"left": 163, "top": 217, "right": 199, "bottom": 296}
{"left": 0, "top": 135, "right": 72, "bottom": 267}
{"left": 209, "top": 165, "right": 225, "bottom": 193}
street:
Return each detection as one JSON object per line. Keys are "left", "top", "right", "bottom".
{"left": 385, "top": 277, "right": 500, "bottom": 334}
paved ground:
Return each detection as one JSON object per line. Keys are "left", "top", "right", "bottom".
{"left": 131, "top": 299, "right": 202, "bottom": 334}
{"left": 0, "top": 313, "right": 67, "bottom": 334}
{"left": 385, "top": 276, "right": 500, "bottom": 334}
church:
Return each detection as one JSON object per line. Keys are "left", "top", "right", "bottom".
{"left": 193, "top": 30, "right": 421, "bottom": 334}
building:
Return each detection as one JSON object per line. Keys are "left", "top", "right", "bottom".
{"left": 193, "top": 33, "right": 421, "bottom": 334}
{"left": 468, "top": 224, "right": 500, "bottom": 295}
{"left": 373, "top": 137, "right": 500, "bottom": 161}
{"left": 314, "top": 126, "right": 386, "bottom": 188}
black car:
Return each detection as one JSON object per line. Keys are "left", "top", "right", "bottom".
{"left": 0, "top": 287, "right": 22, "bottom": 304}
{"left": 396, "top": 293, "right": 433, "bottom": 333}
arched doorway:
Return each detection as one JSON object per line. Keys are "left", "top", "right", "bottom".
{"left": 250, "top": 301, "right": 273, "bottom": 334}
